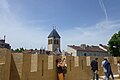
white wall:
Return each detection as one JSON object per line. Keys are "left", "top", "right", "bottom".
{"left": 67, "top": 46, "right": 77, "bottom": 56}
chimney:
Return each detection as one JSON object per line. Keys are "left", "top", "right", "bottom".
{"left": 80, "top": 44, "right": 86, "bottom": 49}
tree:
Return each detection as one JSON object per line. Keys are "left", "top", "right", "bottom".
{"left": 108, "top": 31, "right": 120, "bottom": 56}
{"left": 15, "top": 48, "right": 20, "bottom": 52}
{"left": 14, "top": 48, "right": 25, "bottom": 53}
{"left": 19, "top": 48, "right": 25, "bottom": 52}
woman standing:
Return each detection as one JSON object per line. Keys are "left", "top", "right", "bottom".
{"left": 117, "top": 61, "right": 120, "bottom": 78}
{"left": 57, "top": 58, "right": 64, "bottom": 80}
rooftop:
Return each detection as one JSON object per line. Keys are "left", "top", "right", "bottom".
{"left": 48, "top": 29, "right": 60, "bottom": 38}
{"left": 68, "top": 44, "right": 108, "bottom": 52}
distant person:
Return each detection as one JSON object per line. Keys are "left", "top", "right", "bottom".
{"left": 57, "top": 58, "right": 64, "bottom": 80}
{"left": 62, "top": 58, "right": 67, "bottom": 80}
{"left": 102, "top": 57, "right": 114, "bottom": 80}
{"left": 117, "top": 61, "right": 120, "bottom": 78}
{"left": 90, "top": 58, "right": 99, "bottom": 80}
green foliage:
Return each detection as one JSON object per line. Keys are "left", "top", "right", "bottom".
{"left": 14, "top": 48, "right": 25, "bottom": 53}
{"left": 108, "top": 31, "right": 120, "bottom": 56}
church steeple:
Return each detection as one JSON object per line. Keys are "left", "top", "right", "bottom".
{"left": 48, "top": 27, "right": 61, "bottom": 52}
{"left": 48, "top": 28, "right": 60, "bottom": 38}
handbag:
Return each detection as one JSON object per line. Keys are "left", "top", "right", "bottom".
{"left": 62, "top": 66, "right": 67, "bottom": 74}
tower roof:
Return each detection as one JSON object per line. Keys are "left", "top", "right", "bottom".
{"left": 48, "top": 29, "right": 61, "bottom": 38}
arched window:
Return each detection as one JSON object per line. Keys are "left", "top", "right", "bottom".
{"left": 54, "top": 40, "right": 57, "bottom": 44}
{"left": 84, "top": 53, "right": 86, "bottom": 56}
{"left": 57, "top": 40, "right": 59, "bottom": 44}
{"left": 50, "top": 39, "right": 52, "bottom": 44}
{"left": 48, "top": 40, "right": 50, "bottom": 44}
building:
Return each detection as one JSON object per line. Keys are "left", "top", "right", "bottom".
{"left": 0, "top": 36, "right": 11, "bottom": 49}
{"left": 67, "top": 44, "right": 111, "bottom": 56}
{"left": 23, "top": 49, "right": 51, "bottom": 55}
{"left": 99, "top": 44, "right": 108, "bottom": 52}
{"left": 48, "top": 28, "right": 61, "bottom": 53}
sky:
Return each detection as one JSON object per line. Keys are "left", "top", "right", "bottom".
{"left": 0, "top": 0, "right": 120, "bottom": 50}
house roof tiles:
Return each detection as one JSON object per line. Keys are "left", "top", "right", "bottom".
{"left": 68, "top": 45, "right": 107, "bottom": 52}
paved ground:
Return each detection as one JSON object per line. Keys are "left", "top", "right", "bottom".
{"left": 91, "top": 74, "right": 120, "bottom": 80}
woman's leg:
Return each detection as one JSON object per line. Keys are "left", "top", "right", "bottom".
{"left": 58, "top": 73, "right": 64, "bottom": 80}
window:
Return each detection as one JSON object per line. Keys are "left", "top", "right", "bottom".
{"left": 57, "top": 40, "right": 59, "bottom": 44}
{"left": 53, "top": 39, "right": 59, "bottom": 44}
{"left": 54, "top": 40, "right": 56, "bottom": 44}
{"left": 48, "top": 40, "right": 50, "bottom": 44}
{"left": 94, "top": 53, "right": 96, "bottom": 56}
{"left": 48, "top": 39, "right": 52, "bottom": 44}
{"left": 50, "top": 39, "right": 52, "bottom": 44}
{"left": 84, "top": 53, "right": 86, "bottom": 56}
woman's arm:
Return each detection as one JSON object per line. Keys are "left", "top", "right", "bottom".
{"left": 57, "top": 61, "right": 64, "bottom": 67}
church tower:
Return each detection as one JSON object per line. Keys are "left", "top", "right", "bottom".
{"left": 48, "top": 28, "right": 61, "bottom": 52}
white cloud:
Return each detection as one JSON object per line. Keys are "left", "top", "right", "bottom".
{"left": 0, "top": 0, "right": 48, "bottom": 49}
{"left": 61, "top": 20, "right": 120, "bottom": 50}
{"left": 0, "top": 0, "right": 120, "bottom": 51}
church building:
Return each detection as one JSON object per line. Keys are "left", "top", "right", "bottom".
{"left": 0, "top": 36, "right": 11, "bottom": 49}
{"left": 48, "top": 28, "right": 61, "bottom": 52}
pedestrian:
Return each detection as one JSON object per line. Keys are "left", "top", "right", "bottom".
{"left": 117, "top": 61, "right": 120, "bottom": 78}
{"left": 110, "top": 68, "right": 114, "bottom": 80}
{"left": 102, "top": 57, "right": 114, "bottom": 80}
{"left": 57, "top": 58, "right": 64, "bottom": 80}
{"left": 90, "top": 57, "right": 99, "bottom": 80}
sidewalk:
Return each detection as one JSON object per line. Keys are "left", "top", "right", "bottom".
{"left": 91, "top": 74, "right": 120, "bottom": 80}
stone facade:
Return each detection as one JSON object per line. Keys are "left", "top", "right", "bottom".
{"left": 0, "top": 49, "right": 119, "bottom": 80}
